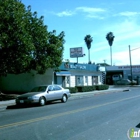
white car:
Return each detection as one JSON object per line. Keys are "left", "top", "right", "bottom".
{"left": 16, "top": 85, "right": 70, "bottom": 106}
{"left": 116, "top": 79, "right": 131, "bottom": 85}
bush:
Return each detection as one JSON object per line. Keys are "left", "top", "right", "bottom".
{"left": 65, "top": 87, "right": 78, "bottom": 93}
{"left": 95, "top": 84, "right": 109, "bottom": 90}
{"left": 76, "top": 86, "right": 96, "bottom": 92}
{"left": 0, "top": 93, "right": 18, "bottom": 101}
{"left": 66, "top": 85, "right": 109, "bottom": 93}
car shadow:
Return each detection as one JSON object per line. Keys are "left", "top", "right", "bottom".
{"left": 6, "top": 104, "right": 39, "bottom": 109}
{"left": 6, "top": 101, "right": 61, "bottom": 109}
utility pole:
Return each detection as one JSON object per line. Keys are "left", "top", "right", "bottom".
{"left": 103, "top": 59, "right": 106, "bottom": 84}
{"left": 129, "top": 45, "right": 133, "bottom": 82}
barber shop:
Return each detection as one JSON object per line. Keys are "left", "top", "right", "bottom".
{"left": 54, "top": 62, "right": 104, "bottom": 87}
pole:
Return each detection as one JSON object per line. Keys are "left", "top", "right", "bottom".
{"left": 129, "top": 45, "right": 133, "bottom": 82}
{"left": 103, "top": 60, "right": 106, "bottom": 84}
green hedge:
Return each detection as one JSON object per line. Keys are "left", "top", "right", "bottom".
{"left": 66, "top": 87, "right": 78, "bottom": 93}
{"left": 95, "top": 84, "right": 109, "bottom": 90}
{"left": 66, "top": 84, "right": 109, "bottom": 93}
{"left": 76, "top": 86, "right": 96, "bottom": 92}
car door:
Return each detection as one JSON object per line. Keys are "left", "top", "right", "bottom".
{"left": 53, "top": 85, "right": 63, "bottom": 100}
{"left": 46, "top": 85, "right": 56, "bottom": 101}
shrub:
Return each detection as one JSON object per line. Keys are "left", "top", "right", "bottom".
{"left": 95, "top": 84, "right": 109, "bottom": 90}
{"left": 66, "top": 85, "right": 109, "bottom": 93}
{"left": 65, "top": 87, "right": 78, "bottom": 93}
{"left": 76, "top": 86, "right": 96, "bottom": 92}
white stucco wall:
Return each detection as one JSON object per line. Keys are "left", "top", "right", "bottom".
{"left": 98, "top": 76, "right": 102, "bottom": 85}
{"left": 0, "top": 69, "right": 53, "bottom": 93}
{"left": 65, "top": 76, "right": 70, "bottom": 87}
{"left": 70, "top": 76, "right": 76, "bottom": 87}
{"left": 83, "top": 76, "right": 88, "bottom": 86}
{"left": 88, "top": 76, "right": 92, "bottom": 86}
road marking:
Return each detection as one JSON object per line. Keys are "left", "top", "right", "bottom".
{"left": 0, "top": 94, "right": 140, "bottom": 130}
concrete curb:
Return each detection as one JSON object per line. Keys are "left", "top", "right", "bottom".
{"left": 70, "top": 88, "right": 129, "bottom": 98}
{"left": 0, "top": 100, "right": 15, "bottom": 108}
{"left": 0, "top": 87, "right": 131, "bottom": 107}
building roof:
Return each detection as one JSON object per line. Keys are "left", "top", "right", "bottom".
{"left": 96, "top": 63, "right": 110, "bottom": 66}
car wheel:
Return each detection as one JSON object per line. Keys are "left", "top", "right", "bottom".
{"left": 39, "top": 97, "right": 46, "bottom": 106}
{"left": 61, "top": 94, "right": 67, "bottom": 103}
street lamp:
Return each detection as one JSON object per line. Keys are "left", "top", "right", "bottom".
{"left": 129, "top": 45, "right": 140, "bottom": 82}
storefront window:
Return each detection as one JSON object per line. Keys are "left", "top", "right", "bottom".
{"left": 85, "top": 76, "right": 88, "bottom": 83}
{"left": 76, "top": 76, "right": 83, "bottom": 86}
{"left": 66, "top": 76, "right": 70, "bottom": 84}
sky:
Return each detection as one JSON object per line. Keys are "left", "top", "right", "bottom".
{"left": 22, "top": 0, "right": 140, "bottom": 66}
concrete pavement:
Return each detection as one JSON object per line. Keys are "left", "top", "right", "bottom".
{"left": 0, "top": 99, "right": 15, "bottom": 106}
{"left": 0, "top": 85, "right": 132, "bottom": 108}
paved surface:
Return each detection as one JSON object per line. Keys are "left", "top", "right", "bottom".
{"left": 1, "top": 86, "right": 140, "bottom": 140}
{"left": 0, "top": 85, "right": 131, "bottom": 107}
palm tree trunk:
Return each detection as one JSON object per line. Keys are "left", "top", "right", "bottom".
{"left": 110, "top": 46, "right": 112, "bottom": 66}
{"left": 88, "top": 49, "right": 90, "bottom": 64}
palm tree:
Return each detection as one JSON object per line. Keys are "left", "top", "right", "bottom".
{"left": 84, "top": 35, "right": 93, "bottom": 64}
{"left": 106, "top": 32, "right": 115, "bottom": 66}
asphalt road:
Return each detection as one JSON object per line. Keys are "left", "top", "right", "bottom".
{"left": 0, "top": 87, "right": 140, "bottom": 140}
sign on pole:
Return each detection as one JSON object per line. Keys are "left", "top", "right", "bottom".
{"left": 70, "top": 47, "right": 84, "bottom": 58}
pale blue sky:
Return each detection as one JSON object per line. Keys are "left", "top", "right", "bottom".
{"left": 22, "top": 0, "right": 140, "bottom": 65}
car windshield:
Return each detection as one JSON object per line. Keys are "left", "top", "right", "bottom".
{"left": 30, "top": 86, "right": 47, "bottom": 92}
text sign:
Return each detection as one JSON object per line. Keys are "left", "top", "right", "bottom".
{"left": 70, "top": 64, "right": 86, "bottom": 70}
{"left": 70, "top": 47, "right": 84, "bottom": 58}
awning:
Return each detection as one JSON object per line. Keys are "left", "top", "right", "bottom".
{"left": 56, "top": 71, "right": 71, "bottom": 76}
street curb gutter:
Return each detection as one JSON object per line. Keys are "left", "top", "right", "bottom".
{"left": 0, "top": 88, "right": 130, "bottom": 108}
{"left": 0, "top": 100, "right": 15, "bottom": 107}
{"left": 71, "top": 88, "right": 129, "bottom": 97}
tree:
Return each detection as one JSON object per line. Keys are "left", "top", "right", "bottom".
{"left": 84, "top": 35, "right": 93, "bottom": 64}
{"left": 0, "top": 0, "right": 65, "bottom": 75}
{"left": 106, "top": 32, "right": 115, "bottom": 66}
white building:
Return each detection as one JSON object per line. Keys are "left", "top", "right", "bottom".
{"left": 54, "top": 62, "right": 103, "bottom": 87}
{"left": 0, "top": 62, "right": 104, "bottom": 93}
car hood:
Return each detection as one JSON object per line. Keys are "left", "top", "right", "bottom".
{"left": 18, "top": 92, "right": 44, "bottom": 98}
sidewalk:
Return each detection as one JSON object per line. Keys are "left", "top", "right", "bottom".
{"left": 0, "top": 100, "right": 15, "bottom": 107}
{"left": 0, "top": 86, "right": 131, "bottom": 107}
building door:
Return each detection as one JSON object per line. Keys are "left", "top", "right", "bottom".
{"left": 56, "top": 76, "right": 62, "bottom": 86}
{"left": 76, "top": 76, "right": 83, "bottom": 86}
{"left": 106, "top": 71, "right": 123, "bottom": 85}
{"left": 92, "top": 76, "right": 98, "bottom": 85}
{"left": 62, "top": 76, "right": 65, "bottom": 87}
